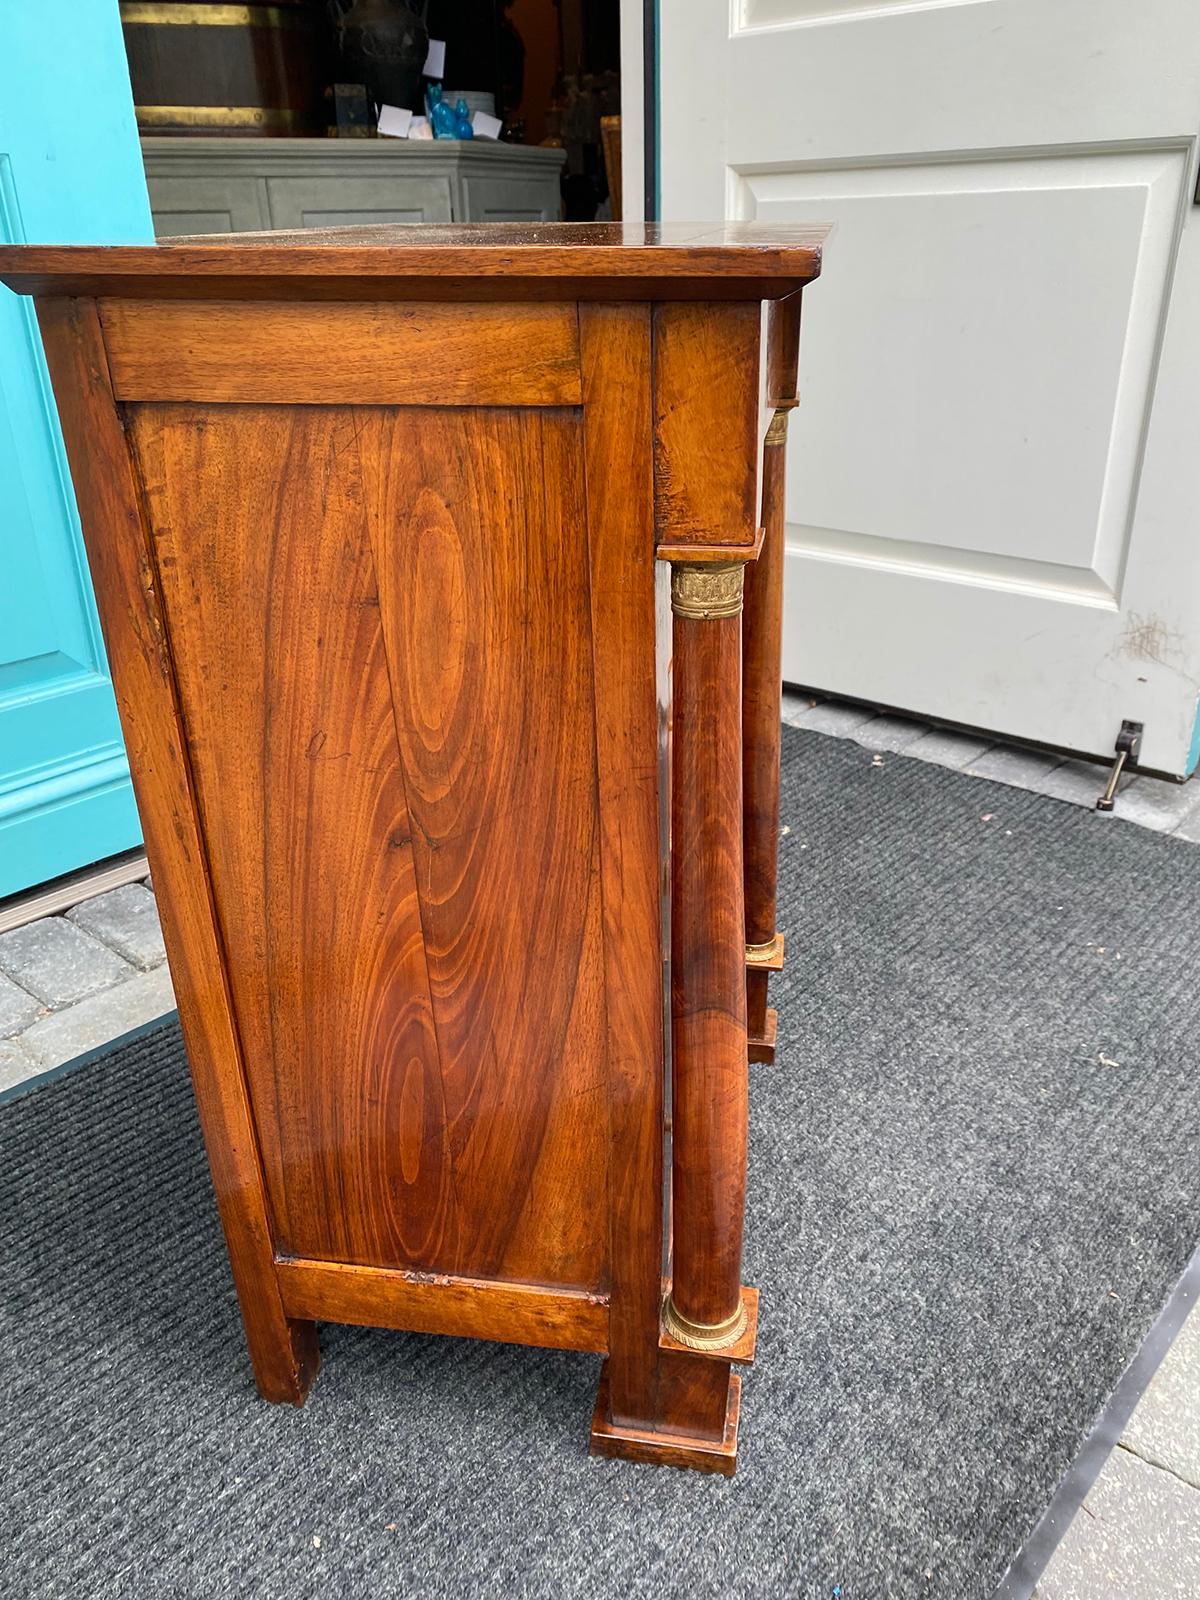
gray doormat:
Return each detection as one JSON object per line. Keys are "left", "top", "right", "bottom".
{"left": 4, "top": 728, "right": 1199, "bottom": 1600}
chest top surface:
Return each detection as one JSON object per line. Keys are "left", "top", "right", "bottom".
{"left": 0, "top": 220, "right": 828, "bottom": 303}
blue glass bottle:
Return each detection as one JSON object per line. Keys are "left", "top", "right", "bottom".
{"left": 425, "top": 82, "right": 458, "bottom": 139}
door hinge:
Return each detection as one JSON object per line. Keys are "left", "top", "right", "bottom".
{"left": 1096, "top": 720, "right": 1143, "bottom": 812}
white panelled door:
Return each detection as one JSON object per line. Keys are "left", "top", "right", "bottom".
{"left": 655, "top": 0, "right": 1200, "bottom": 775}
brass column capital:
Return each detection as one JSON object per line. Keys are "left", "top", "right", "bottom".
{"left": 670, "top": 561, "right": 745, "bottom": 621}
{"left": 764, "top": 408, "right": 790, "bottom": 446}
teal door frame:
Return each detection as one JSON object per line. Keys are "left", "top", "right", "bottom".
{"left": 0, "top": 5, "right": 153, "bottom": 899}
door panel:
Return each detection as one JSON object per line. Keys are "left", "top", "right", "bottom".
{"left": 460, "top": 176, "right": 562, "bottom": 222}
{"left": 656, "top": 0, "right": 1200, "bottom": 773}
{"left": 146, "top": 175, "right": 268, "bottom": 237}
{"left": 264, "top": 175, "right": 453, "bottom": 229}
{"left": 0, "top": 12, "right": 152, "bottom": 895}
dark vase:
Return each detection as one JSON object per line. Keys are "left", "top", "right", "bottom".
{"left": 336, "top": 0, "right": 429, "bottom": 113}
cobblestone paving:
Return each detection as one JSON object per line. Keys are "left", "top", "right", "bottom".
{"left": 0, "top": 879, "right": 174, "bottom": 1091}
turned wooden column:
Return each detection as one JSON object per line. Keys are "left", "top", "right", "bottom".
{"left": 742, "top": 407, "right": 788, "bottom": 1059}
{"left": 742, "top": 291, "right": 803, "bottom": 1065}
{"left": 664, "top": 560, "right": 750, "bottom": 1350}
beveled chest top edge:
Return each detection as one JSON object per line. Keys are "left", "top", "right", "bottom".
{"left": 0, "top": 221, "right": 827, "bottom": 303}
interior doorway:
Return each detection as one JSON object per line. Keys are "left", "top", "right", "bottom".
{"left": 120, "top": 0, "right": 625, "bottom": 227}
{"left": 503, "top": 0, "right": 621, "bottom": 218}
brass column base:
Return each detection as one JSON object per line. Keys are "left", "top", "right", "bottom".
{"left": 662, "top": 1294, "right": 749, "bottom": 1352}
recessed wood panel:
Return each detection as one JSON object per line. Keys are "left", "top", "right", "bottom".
{"left": 102, "top": 299, "right": 583, "bottom": 405}
{"left": 129, "top": 402, "right": 610, "bottom": 1293}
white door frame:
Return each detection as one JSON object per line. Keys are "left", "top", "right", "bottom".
{"left": 618, "top": 0, "right": 653, "bottom": 225}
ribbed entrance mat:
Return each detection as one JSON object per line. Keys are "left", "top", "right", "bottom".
{"left": 4, "top": 728, "right": 1200, "bottom": 1600}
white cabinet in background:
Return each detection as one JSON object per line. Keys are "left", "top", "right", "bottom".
{"left": 142, "top": 137, "right": 565, "bottom": 237}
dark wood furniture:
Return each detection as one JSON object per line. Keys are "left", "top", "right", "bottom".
{"left": 120, "top": 0, "right": 326, "bottom": 137}
{"left": 0, "top": 223, "right": 824, "bottom": 1474}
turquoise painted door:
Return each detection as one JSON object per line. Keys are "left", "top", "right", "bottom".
{"left": 0, "top": 7, "right": 153, "bottom": 898}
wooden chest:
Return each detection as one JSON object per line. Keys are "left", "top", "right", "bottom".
{"left": 0, "top": 223, "right": 825, "bottom": 1473}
